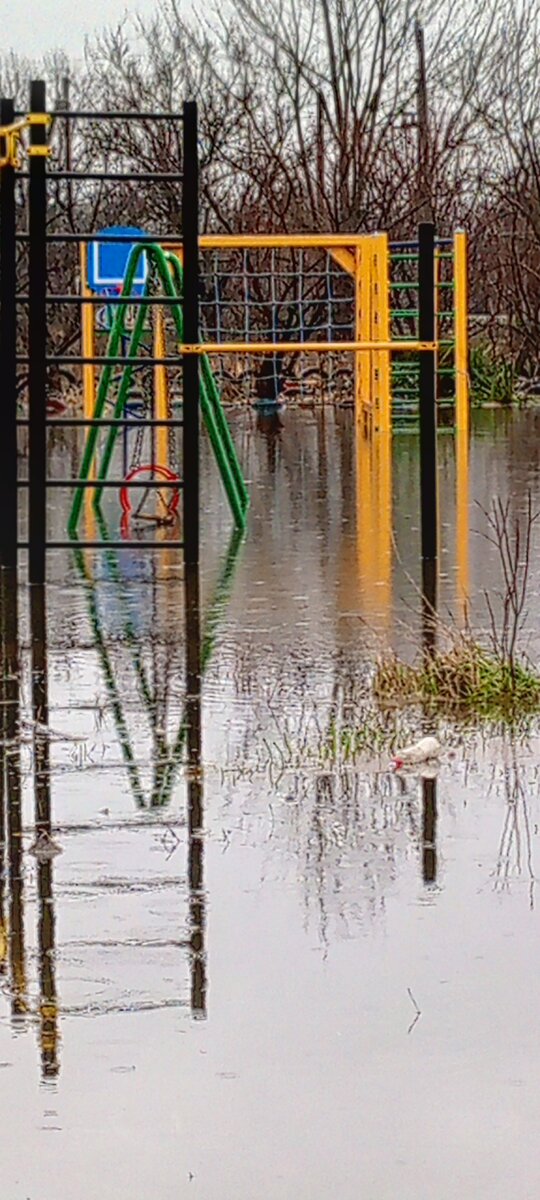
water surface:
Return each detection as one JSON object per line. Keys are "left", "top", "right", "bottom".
{"left": 2, "top": 408, "right": 540, "bottom": 1199}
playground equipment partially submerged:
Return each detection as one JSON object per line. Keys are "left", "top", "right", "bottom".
{"left": 80, "top": 232, "right": 468, "bottom": 434}
{"left": 0, "top": 83, "right": 465, "bottom": 585}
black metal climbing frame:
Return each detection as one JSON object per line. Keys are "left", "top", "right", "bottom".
{"left": 0, "top": 81, "right": 200, "bottom": 583}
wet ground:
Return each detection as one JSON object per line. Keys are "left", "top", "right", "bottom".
{"left": 2, "top": 407, "right": 540, "bottom": 1199}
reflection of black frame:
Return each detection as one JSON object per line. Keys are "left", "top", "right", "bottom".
{"left": 30, "top": 585, "right": 60, "bottom": 1079}
{"left": 185, "top": 561, "right": 206, "bottom": 1017}
{"left": 422, "top": 776, "right": 437, "bottom": 886}
{"left": 0, "top": 571, "right": 27, "bottom": 1026}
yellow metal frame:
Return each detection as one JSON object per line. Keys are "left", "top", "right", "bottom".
{"left": 153, "top": 307, "right": 169, "bottom": 469}
{"left": 180, "top": 339, "right": 436, "bottom": 354}
{"left": 78, "top": 229, "right": 468, "bottom": 441}
{"left": 454, "top": 230, "right": 469, "bottom": 434}
{"left": 0, "top": 112, "right": 51, "bottom": 169}
{"left": 370, "top": 234, "right": 391, "bottom": 434}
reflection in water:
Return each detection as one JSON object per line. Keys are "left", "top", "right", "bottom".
{"left": 355, "top": 429, "right": 392, "bottom": 624}
{"left": 72, "top": 519, "right": 243, "bottom": 810}
{"left": 71, "top": 537, "right": 210, "bottom": 1021}
{"left": 30, "top": 586, "right": 60, "bottom": 1080}
{"left": 185, "top": 562, "right": 206, "bottom": 1017}
{"left": 422, "top": 776, "right": 438, "bottom": 885}
{"left": 0, "top": 570, "right": 27, "bottom": 1025}
{"left": 4, "top": 411, "right": 540, "bottom": 1199}
{"left": 493, "top": 754, "right": 535, "bottom": 909}
{"left": 456, "top": 425, "right": 470, "bottom": 624}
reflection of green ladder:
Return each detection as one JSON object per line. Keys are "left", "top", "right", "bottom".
{"left": 69, "top": 243, "right": 249, "bottom": 537}
{"left": 73, "top": 515, "right": 244, "bottom": 808}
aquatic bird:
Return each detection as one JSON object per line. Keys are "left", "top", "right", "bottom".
{"left": 392, "top": 736, "right": 442, "bottom": 770}
{"left": 28, "top": 830, "right": 63, "bottom": 862}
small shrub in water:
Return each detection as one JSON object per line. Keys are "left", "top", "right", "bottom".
{"left": 373, "top": 637, "right": 540, "bottom": 722}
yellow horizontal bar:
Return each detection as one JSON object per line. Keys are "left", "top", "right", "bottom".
{"left": 198, "top": 234, "right": 371, "bottom": 250}
{"left": 181, "top": 340, "right": 437, "bottom": 354}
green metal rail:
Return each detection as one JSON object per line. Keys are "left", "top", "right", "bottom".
{"left": 69, "top": 242, "right": 249, "bottom": 537}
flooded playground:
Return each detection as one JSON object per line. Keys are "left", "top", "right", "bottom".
{"left": 2, "top": 406, "right": 540, "bottom": 1200}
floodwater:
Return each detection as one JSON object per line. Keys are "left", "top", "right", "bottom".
{"left": 2, "top": 407, "right": 540, "bottom": 1199}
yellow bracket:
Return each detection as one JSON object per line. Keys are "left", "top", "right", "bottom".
{"left": 26, "top": 112, "right": 52, "bottom": 127}
{"left": 0, "top": 112, "right": 52, "bottom": 169}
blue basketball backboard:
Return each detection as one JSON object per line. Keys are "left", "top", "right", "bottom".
{"left": 87, "top": 225, "right": 149, "bottom": 296}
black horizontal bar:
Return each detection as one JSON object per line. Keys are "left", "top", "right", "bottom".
{"left": 16, "top": 295, "right": 185, "bottom": 306}
{"left": 16, "top": 420, "right": 183, "bottom": 429}
{"left": 16, "top": 232, "right": 182, "bottom": 245}
{"left": 18, "top": 480, "right": 183, "bottom": 489}
{"left": 43, "top": 418, "right": 182, "bottom": 428}
{"left": 17, "top": 540, "right": 185, "bottom": 550}
{"left": 17, "top": 356, "right": 182, "bottom": 366}
{"left": 15, "top": 110, "right": 184, "bottom": 121}
{"left": 21, "top": 171, "right": 183, "bottom": 182}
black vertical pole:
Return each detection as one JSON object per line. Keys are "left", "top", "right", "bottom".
{"left": 182, "top": 101, "right": 199, "bottom": 569}
{"left": 0, "top": 98, "right": 18, "bottom": 568}
{"left": 29, "top": 80, "right": 48, "bottom": 585}
{"left": 418, "top": 222, "right": 437, "bottom": 566}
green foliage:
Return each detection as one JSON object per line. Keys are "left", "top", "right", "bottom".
{"left": 373, "top": 638, "right": 540, "bottom": 723}
{"left": 470, "top": 345, "right": 516, "bottom": 406}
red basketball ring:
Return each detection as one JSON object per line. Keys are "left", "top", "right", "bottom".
{"left": 120, "top": 463, "right": 181, "bottom": 516}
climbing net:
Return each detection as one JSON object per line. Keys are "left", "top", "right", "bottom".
{"left": 199, "top": 246, "right": 356, "bottom": 406}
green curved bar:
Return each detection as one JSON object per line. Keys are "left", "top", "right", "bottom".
{"left": 69, "top": 241, "right": 249, "bottom": 536}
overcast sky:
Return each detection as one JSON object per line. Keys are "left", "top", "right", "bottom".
{"left": 8, "top": 0, "right": 161, "bottom": 57}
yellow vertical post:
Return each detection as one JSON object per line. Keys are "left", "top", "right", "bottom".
{"left": 80, "top": 242, "right": 97, "bottom": 528}
{"left": 372, "top": 233, "right": 390, "bottom": 433}
{"left": 355, "top": 242, "right": 371, "bottom": 431}
{"left": 370, "top": 238, "right": 379, "bottom": 436}
{"left": 454, "top": 229, "right": 469, "bottom": 434}
{"left": 154, "top": 306, "right": 169, "bottom": 468}
{"left": 80, "top": 242, "right": 95, "bottom": 421}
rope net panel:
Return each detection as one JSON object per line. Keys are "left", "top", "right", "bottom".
{"left": 199, "top": 246, "right": 356, "bottom": 406}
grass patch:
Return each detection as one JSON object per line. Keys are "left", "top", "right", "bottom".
{"left": 373, "top": 637, "right": 540, "bottom": 722}
{"left": 470, "top": 345, "right": 516, "bottom": 406}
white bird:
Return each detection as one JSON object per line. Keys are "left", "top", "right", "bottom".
{"left": 28, "top": 830, "right": 63, "bottom": 862}
{"left": 392, "top": 736, "right": 442, "bottom": 770}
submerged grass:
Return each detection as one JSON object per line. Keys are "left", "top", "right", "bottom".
{"left": 373, "top": 636, "right": 540, "bottom": 722}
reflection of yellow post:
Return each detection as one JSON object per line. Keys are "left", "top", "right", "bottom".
{"left": 154, "top": 307, "right": 168, "bottom": 469}
{"left": 372, "top": 234, "right": 390, "bottom": 433}
{"left": 355, "top": 426, "right": 392, "bottom": 625}
{"left": 456, "top": 425, "right": 469, "bottom": 625}
{"left": 356, "top": 426, "right": 374, "bottom": 597}
{"left": 373, "top": 431, "right": 392, "bottom": 627}
{"left": 454, "top": 230, "right": 469, "bottom": 434}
